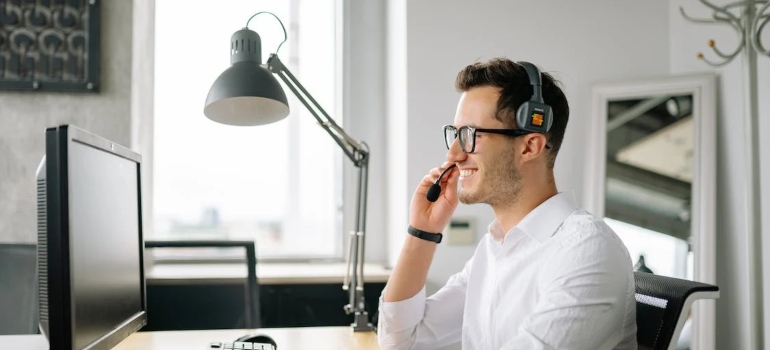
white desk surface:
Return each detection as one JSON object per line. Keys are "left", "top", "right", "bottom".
{"left": 147, "top": 262, "right": 391, "bottom": 285}
{"left": 0, "top": 326, "right": 381, "bottom": 350}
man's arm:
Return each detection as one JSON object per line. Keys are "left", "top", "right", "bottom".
{"left": 383, "top": 235, "right": 439, "bottom": 302}
{"left": 384, "top": 162, "right": 459, "bottom": 302}
{"left": 377, "top": 163, "right": 464, "bottom": 350}
{"left": 501, "top": 228, "right": 637, "bottom": 350}
{"left": 378, "top": 257, "right": 472, "bottom": 350}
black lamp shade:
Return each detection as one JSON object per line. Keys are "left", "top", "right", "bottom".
{"left": 204, "top": 61, "right": 290, "bottom": 126}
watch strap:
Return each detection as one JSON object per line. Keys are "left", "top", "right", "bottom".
{"left": 407, "top": 225, "right": 443, "bottom": 244}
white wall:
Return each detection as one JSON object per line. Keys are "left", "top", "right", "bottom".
{"left": 386, "top": 0, "right": 671, "bottom": 289}
{"left": 345, "top": 0, "right": 387, "bottom": 263}
{"left": 670, "top": 1, "right": 770, "bottom": 349}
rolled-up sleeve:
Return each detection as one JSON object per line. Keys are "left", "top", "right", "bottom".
{"left": 378, "top": 286, "right": 427, "bottom": 335}
{"left": 377, "top": 258, "right": 472, "bottom": 350}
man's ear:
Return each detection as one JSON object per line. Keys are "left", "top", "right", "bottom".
{"left": 520, "top": 133, "right": 548, "bottom": 161}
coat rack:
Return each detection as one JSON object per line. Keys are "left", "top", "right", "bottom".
{"left": 680, "top": 1, "right": 769, "bottom": 349}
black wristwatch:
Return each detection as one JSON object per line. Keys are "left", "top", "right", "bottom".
{"left": 407, "top": 225, "right": 443, "bottom": 244}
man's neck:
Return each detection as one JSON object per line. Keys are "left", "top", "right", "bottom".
{"left": 493, "top": 181, "right": 558, "bottom": 235}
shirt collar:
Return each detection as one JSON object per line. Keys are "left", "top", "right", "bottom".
{"left": 518, "top": 191, "right": 578, "bottom": 243}
{"left": 488, "top": 191, "right": 579, "bottom": 244}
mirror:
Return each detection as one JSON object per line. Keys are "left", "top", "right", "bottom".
{"left": 606, "top": 94, "right": 694, "bottom": 279}
{"left": 586, "top": 74, "right": 717, "bottom": 350}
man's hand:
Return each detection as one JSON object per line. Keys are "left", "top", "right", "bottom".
{"left": 409, "top": 162, "right": 460, "bottom": 233}
{"left": 383, "top": 162, "right": 460, "bottom": 303}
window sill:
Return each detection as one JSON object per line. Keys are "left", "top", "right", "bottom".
{"left": 145, "top": 261, "right": 391, "bottom": 285}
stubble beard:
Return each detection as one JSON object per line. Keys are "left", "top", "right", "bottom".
{"left": 458, "top": 150, "right": 522, "bottom": 207}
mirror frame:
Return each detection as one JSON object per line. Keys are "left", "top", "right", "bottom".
{"left": 585, "top": 73, "right": 717, "bottom": 350}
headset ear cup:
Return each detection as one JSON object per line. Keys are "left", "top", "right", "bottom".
{"left": 516, "top": 101, "right": 551, "bottom": 133}
{"left": 516, "top": 102, "right": 531, "bottom": 131}
{"left": 516, "top": 61, "right": 554, "bottom": 134}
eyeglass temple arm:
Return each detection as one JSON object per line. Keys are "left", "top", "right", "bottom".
{"left": 457, "top": 127, "right": 554, "bottom": 150}
{"left": 266, "top": 53, "right": 373, "bottom": 331}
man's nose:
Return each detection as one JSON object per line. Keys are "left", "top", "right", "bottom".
{"left": 446, "top": 137, "right": 466, "bottom": 163}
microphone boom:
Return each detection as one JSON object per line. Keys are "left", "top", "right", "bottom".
{"left": 426, "top": 164, "right": 456, "bottom": 202}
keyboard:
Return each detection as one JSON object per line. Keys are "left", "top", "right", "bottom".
{"left": 207, "top": 341, "right": 275, "bottom": 350}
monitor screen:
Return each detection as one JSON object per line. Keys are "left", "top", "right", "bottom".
{"left": 38, "top": 125, "right": 146, "bottom": 350}
{"left": 68, "top": 141, "right": 143, "bottom": 349}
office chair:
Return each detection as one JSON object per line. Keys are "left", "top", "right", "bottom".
{"left": 143, "top": 240, "right": 260, "bottom": 330}
{"left": 0, "top": 243, "right": 39, "bottom": 335}
{"left": 634, "top": 271, "right": 719, "bottom": 350}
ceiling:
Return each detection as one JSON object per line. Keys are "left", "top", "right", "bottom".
{"left": 616, "top": 115, "right": 693, "bottom": 183}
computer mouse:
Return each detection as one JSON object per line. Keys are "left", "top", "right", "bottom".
{"left": 234, "top": 333, "right": 277, "bottom": 349}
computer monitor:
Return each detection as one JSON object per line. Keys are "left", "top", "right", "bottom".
{"left": 36, "top": 125, "right": 147, "bottom": 350}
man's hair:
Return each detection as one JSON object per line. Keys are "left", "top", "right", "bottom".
{"left": 455, "top": 58, "right": 569, "bottom": 169}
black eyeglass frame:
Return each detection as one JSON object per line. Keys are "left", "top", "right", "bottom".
{"left": 443, "top": 124, "right": 552, "bottom": 153}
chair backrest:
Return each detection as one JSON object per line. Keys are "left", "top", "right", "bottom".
{"left": 0, "top": 243, "right": 39, "bottom": 335}
{"left": 143, "top": 240, "right": 260, "bottom": 330}
{"left": 634, "top": 271, "right": 719, "bottom": 350}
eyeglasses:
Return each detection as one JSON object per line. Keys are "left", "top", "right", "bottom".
{"left": 443, "top": 124, "right": 551, "bottom": 153}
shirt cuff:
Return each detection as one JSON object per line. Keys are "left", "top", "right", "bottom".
{"left": 378, "top": 286, "right": 427, "bottom": 333}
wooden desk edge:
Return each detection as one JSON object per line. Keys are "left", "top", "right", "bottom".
{"left": 1, "top": 326, "right": 382, "bottom": 350}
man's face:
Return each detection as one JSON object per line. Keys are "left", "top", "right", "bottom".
{"left": 448, "top": 86, "right": 523, "bottom": 206}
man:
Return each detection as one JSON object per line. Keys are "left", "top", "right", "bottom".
{"left": 377, "top": 58, "right": 637, "bottom": 350}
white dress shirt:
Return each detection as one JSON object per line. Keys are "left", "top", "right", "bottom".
{"left": 377, "top": 192, "right": 637, "bottom": 350}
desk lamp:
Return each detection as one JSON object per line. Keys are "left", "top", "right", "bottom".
{"left": 203, "top": 12, "right": 372, "bottom": 332}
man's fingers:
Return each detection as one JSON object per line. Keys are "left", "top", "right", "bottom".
{"left": 422, "top": 163, "right": 457, "bottom": 190}
{"left": 422, "top": 174, "right": 436, "bottom": 185}
{"left": 429, "top": 168, "right": 442, "bottom": 179}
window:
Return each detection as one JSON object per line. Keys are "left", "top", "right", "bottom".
{"left": 153, "top": 0, "right": 342, "bottom": 260}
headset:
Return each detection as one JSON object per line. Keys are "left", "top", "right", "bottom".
{"left": 515, "top": 61, "right": 553, "bottom": 134}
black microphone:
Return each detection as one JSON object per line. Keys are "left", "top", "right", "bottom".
{"left": 427, "top": 164, "right": 457, "bottom": 202}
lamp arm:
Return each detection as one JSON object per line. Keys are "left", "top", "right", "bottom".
{"left": 266, "top": 54, "right": 368, "bottom": 166}
{"left": 266, "top": 53, "right": 373, "bottom": 331}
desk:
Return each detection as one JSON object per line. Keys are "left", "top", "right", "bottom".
{"left": 147, "top": 262, "right": 391, "bottom": 285}
{"left": 0, "top": 327, "right": 381, "bottom": 350}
